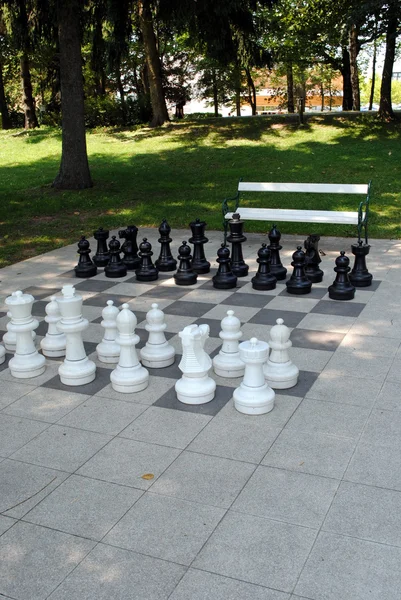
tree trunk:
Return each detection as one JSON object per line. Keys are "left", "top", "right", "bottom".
{"left": 52, "top": 0, "right": 92, "bottom": 190}
{"left": 340, "top": 48, "right": 353, "bottom": 111}
{"left": 349, "top": 24, "right": 360, "bottom": 111}
{"left": 21, "top": 53, "right": 38, "bottom": 129}
{"left": 378, "top": 3, "right": 398, "bottom": 121}
{"left": 138, "top": 0, "right": 169, "bottom": 127}
{"left": 286, "top": 62, "right": 295, "bottom": 113}
{"left": 0, "top": 60, "right": 11, "bottom": 129}
{"left": 320, "top": 82, "right": 324, "bottom": 111}
{"left": 369, "top": 30, "right": 377, "bottom": 111}
{"left": 212, "top": 69, "right": 218, "bottom": 116}
{"left": 116, "top": 68, "right": 127, "bottom": 124}
{"left": 245, "top": 68, "right": 256, "bottom": 115}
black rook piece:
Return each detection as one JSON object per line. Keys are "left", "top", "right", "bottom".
{"left": 328, "top": 251, "right": 355, "bottom": 300}
{"left": 119, "top": 225, "right": 140, "bottom": 270}
{"left": 286, "top": 246, "right": 312, "bottom": 295}
{"left": 252, "top": 243, "right": 277, "bottom": 290}
{"left": 226, "top": 213, "right": 249, "bottom": 277}
{"left": 155, "top": 219, "right": 177, "bottom": 272}
{"left": 93, "top": 227, "right": 110, "bottom": 267}
{"left": 267, "top": 225, "right": 287, "bottom": 280}
{"left": 105, "top": 236, "right": 127, "bottom": 278}
{"left": 136, "top": 238, "right": 158, "bottom": 281}
{"left": 174, "top": 241, "right": 198, "bottom": 286}
{"left": 349, "top": 240, "right": 373, "bottom": 287}
{"left": 75, "top": 236, "right": 97, "bottom": 278}
{"left": 304, "top": 234, "right": 324, "bottom": 283}
{"left": 212, "top": 244, "right": 237, "bottom": 290}
{"left": 189, "top": 218, "right": 210, "bottom": 274}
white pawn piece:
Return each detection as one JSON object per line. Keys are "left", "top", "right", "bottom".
{"left": 140, "top": 303, "right": 175, "bottom": 368}
{"left": 56, "top": 285, "right": 96, "bottom": 386}
{"left": 263, "top": 318, "right": 299, "bottom": 389}
{"left": 175, "top": 324, "right": 216, "bottom": 405}
{"left": 110, "top": 304, "right": 149, "bottom": 393}
{"left": 213, "top": 310, "right": 244, "bottom": 378}
{"left": 233, "top": 337, "right": 275, "bottom": 415}
{"left": 40, "top": 296, "right": 66, "bottom": 358}
{"left": 3, "top": 310, "right": 36, "bottom": 352}
{"left": 5, "top": 291, "right": 46, "bottom": 379}
{"left": 0, "top": 343, "right": 6, "bottom": 365}
{"left": 96, "top": 300, "right": 120, "bottom": 363}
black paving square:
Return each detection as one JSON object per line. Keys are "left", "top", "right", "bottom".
{"left": 198, "top": 278, "right": 248, "bottom": 291}
{"left": 141, "top": 286, "right": 191, "bottom": 300}
{"left": 74, "top": 280, "right": 117, "bottom": 292}
{"left": 290, "top": 328, "right": 345, "bottom": 351}
{"left": 311, "top": 300, "right": 365, "bottom": 318}
{"left": 154, "top": 384, "right": 233, "bottom": 416}
{"left": 249, "top": 308, "right": 305, "bottom": 328}
{"left": 193, "top": 318, "right": 225, "bottom": 338}
{"left": 31, "top": 301, "right": 48, "bottom": 317}
{"left": 0, "top": 353, "right": 12, "bottom": 372}
{"left": 147, "top": 356, "right": 182, "bottom": 380}
{"left": 276, "top": 370, "right": 319, "bottom": 397}
{"left": 357, "top": 279, "right": 381, "bottom": 291}
{"left": 221, "top": 292, "right": 275, "bottom": 308}
{"left": 84, "top": 294, "right": 135, "bottom": 307}
{"left": 164, "top": 301, "right": 216, "bottom": 318}
{"left": 42, "top": 366, "right": 112, "bottom": 395}
{"left": 279, "top": 286, "right": 328, "bottom": 299}
{"left": 22, "top": 287, "right": 60, "bottom": 300}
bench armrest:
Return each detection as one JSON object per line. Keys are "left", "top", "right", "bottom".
{"left": 222, "top": 178, "right": 242, "bottom": 242}
{"left": 357, "top": 180, "right": 371, "bottom": 244}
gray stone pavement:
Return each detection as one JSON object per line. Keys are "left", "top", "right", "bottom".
{"left": 0, "top": 229, "right": 400, "bottom": 600}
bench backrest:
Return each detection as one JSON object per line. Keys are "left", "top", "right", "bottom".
{"left": 238, "top": 182, "right": 369, "bottom": 195}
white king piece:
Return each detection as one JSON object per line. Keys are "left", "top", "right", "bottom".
{"left": 263, "top": 318, "right": 299, "bottom": 389}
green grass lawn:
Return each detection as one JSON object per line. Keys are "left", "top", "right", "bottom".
{"left": 0, "top": 113, "right": 400, "bottom": 268}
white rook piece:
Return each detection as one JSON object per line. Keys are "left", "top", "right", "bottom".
{"left": 5, "top": 291, "right": 46, "bottom": 379}
{"left": 234, "top": 337, "right": 275, "bottom": 415}
{"left": 140, "top": 303, "right": 175, "bottom": 368}
{"left": 56, "top": 285, "right": 96, "bottom": 386}
{"left": 3, "top": 310, "right": 36, "bottom": 352}
{"left": 175, "top": 324, "right": 216, "bottom": 405}
{"left": 264, "top": 318, "right": 299, "bottom": 389}
{"left": 96, "top": 300, "right": 120, "bottom": 363}
{"left": 110, "top": 304, "right": 149, "bottom": 393}
{"left": 212, "top": 310, "right": 244, "bottom": 378}
{"left": 40, "top": 296, "right": 66, "bottom": 358}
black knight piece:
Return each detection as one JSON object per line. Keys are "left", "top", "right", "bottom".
{"left": 349, "top": 240, "right": 373, "bottom": 287}
{"left": 212, "top": 244, "right": 237, "bottom": 289}
{"left": 286, "top": 246, "right": 312, "bottom": 295}
{"left": 104, "top": 236, "right": 127, "bottom": 278}
{"left": 189, "top": 218, "right": 210, "bottom": 274}
{"left": 328, "top": 251, "right": 355, "bottom": 300}
{"left": 93, "top": 227, "right": 110, "bottom": 267}
{"left": 136, "top": 238, "right": 158, "bottom": 281}
{"left": 155, "top": 219, "right": 177, "bottom": 272}
{"left": 304, "top": 234, "right": 324, "bottom": 283}
{"left": 119, "top": 225, "right": 140, "bottom": 270}
{"left": 252, "top": 243, "right": 277, "bottom": 290}
{"left": 74, "top": 236, "right": 97, "bottom": 278}
{"left": 174, "top": 241, "right": 198, "bottom": 286}
{"left": 226, "top": 213, "right": 249, "bottom": 277}
{"left": 267, "top": 225, "right": 287, "bottom": 280}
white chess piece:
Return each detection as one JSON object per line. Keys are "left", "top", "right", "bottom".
{"left": 5, "top": 291, "right": 46, "bottom": 379}
{"left": 110, "top": 304, "right": 149, "bottom": 393}
{"left": 3, "top": 310, "right": 36, "bottom": 352}
{"left": 96, "top": 300, "right": 120, "bottom": 363}
{"left": 140, "top": 303, "right": 175, "bottom": 368}
{"left": 56, "top": 285, "right": 96, "bottom": 386}
{"left": 0, "top": 343, "right": 6, "bottom": 365}
{"left": 213, "top": 310, "right": 244, "bottom": 378}
{"left": 233, "top": 337, "right": 275, "bottom": 415}
{"left": 263, "top": 318, "right": 299, "bottom": 389}
{"left": 175, "top": 324, "right": 216, "bottom": 404}
{"left": 40, "top": 296, "right": 66, "bottom": 357}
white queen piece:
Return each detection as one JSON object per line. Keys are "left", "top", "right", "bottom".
{"left": 175, "top": 324, "right": 216, "bottom": 404}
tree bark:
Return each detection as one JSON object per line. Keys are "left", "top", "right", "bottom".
{"left": 0, "top": 59, "right": 11, "bottom": 129}
{"left": 349, "top": 24, "right": 360, "bottom": 111}
{"left": 286, "top": 62, "right": 294, "bottom": 113}
{"left": 245, "top": 68, "right": 256, "bottom": 115}
{"left": 212, "top": 69, "right": 218, "bottom": 116}
{"left": 52, "top": 0, "right": 92, "bottom": 189}
{"left": 340, "top": 48, "right": 353, "bottom": 111}
{"left": 320, "top": 82, "right": 324, "bottom": 111}
{"left": 378, "top": 3, "right": 398, "bottom": 121}
{"left": 138, "top": 0, "right": 169, "bottom": 127}
{"left": 369, "top": 30, "right": 377, "bottom": 111}
{"left": 21, "top": 52, "right": 39, "bottom": 129}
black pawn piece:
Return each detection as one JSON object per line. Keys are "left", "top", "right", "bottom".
{"left": 105, "top": 236, "right": 127, "bottom": 278}
{"left": 93, "top": 227, "right": 110, "bottom": 267}
{"left": 226, "top": 213, "right": 249, "bottom": 277}
{"left": 267, "top": 224, "right": 287, "bottom": 280}
{"left": 304, "top": 234, "right": 324, "bottom": 283}
{"left": 286, "top": 246, "right": 312, "bottom": 295}
{"left": 119, "top": 225, "right": 140, "bottom": 270}
{"left": 135, "top": 238, "right": 158, "bottom": 281}
{"left": 155, "top": 219, "right": 177, "bottom": 271}
{"left": 74, "top": 236, "right": 97, "bottom": 278}
{"left": 174, "top": 241, "right": 198, "bottom": 286}
{"left": 252, "top": 243, "right": 277, "bottom": 290}
{"left": 349, "top": 240, "right": 373, "bottom": 287}
{"left": 212, "top": 244, "right": 237, "bottom": 289}
{"left": 189, "top": 218, "right": 210, "bottom": 274}
{"left": 328, "top": 251, "right": 355, "bottom": 300}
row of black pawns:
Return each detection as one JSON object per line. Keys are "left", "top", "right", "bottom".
{"left": 74, "top": 215, "right": 372, "bottom": 301}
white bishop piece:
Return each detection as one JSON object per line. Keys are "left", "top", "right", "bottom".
{"left": 140, "top": 303, "right": 175, "bottom": 368}
{"left": 40, "top": 296, "right": 66, "bottom": 357}
{"left": 263, "top": 318, "right": 299, "bottom": 389}
{"left": 110, "top": 304, "right": 149, "bottom": 393}
{"left": 3, "top": 310, "right": 36, "bottom": 352}
{"left": 213, "top": 310, "right": 244, "bottom": 378}
{"left": 96, "top": 300, "right": 120, "bottom": 363}
{"left": 5, "top": 291, "right": 46, "bottom": 379}
{"left": 56, "top": 285, "right": 96, "bottom": 386}
{"left": 233, "top": 337, "right": 275, "bottom": 415}
{"left": 175, "top": 324, "right": 216, "bottom": 404}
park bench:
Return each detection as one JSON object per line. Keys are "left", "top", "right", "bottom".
{"left": 222, "top": 180, "right": 371, "bottom": 243}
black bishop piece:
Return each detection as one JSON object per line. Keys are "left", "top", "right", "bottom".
{"left": 267, "top": 225, "right": 287, "bottom": 280}
{"left": 189, "top": 218, "right": 210, "bottom": 274}
{"left": 304, "top": 234, "right": 324, "bottom": 283}
{"left": 286, "top": 246, "right": 312, "bottom": 295}
{"left": 252, "top": 243, "right": 277, "bottom": 290}
{"left": 212, "top": 244, "right": 237, "bottom": 290}
{"left": 74, "top": 236, "right": 97, "bottom": 278}
{"left": 119, "top": 225, "right": 140, "bottom": 270}
{"left": 328, "top": 251, "right": 355, "bottom": 300}
{"left": 155, "top": 219, "right": 177, "bottom": 272}
{"left": 93, "top": 227, "right": 110, "bottom": 267}
{"left": 105, "top": 236, "right": 127, "bottom": 278}
{"left": 174, "top": 241, "right": 197, "bottom": 286}
{"left": 349, "top": 240, "right": 373, "bottom": 287}
{"left": 135, "top": 238, "right": 158, "bottom": 281}
{"left": 226, "top": 213, "right": 249, "bottom": 277}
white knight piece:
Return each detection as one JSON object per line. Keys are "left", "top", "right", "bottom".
{"left": 140, "top": 303, "right": 175, "bottom": 368}
{"left": 233, "top": 337, "right": 275, "bottom": 415}
{"left": 263, "top": 318, "right": 299, "bottom": 389}
{"left": 212, "top": 309, "right": 244, "bottom": 378}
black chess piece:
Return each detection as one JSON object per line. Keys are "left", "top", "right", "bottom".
{"left": 252, "top": 243, "right": 277, "bottom": 290}
{"left": 304, "top": 234, "right": 324, "bottom": 283}
{"left": 267, "top": 224, "right": 287, "bottom": 280}
{"left": 135, "top": 238, "right": 158, "bottom": 281}
{"left": 226, "top": 213, "right": 249, "bottom": 277}
{"left": 212, "top": 244, "right": 237, "bottom": 289}
{"left": 105, "top": 236, "right": 127, "bottom": 278}
{"left": 74, "top": 236, "right": 97, "bottom": 278}
{"left": 328, "top": 251, "right": 355, "bottom": 300}
{"left": 119, "top": 225, "right": 140, "bottom": 270}
{"left": 155, "top": 219, "right": 177, "bottom": 272}
{"left": 93, "top": 227, "right": 110, "bottom": 267}
{"left": 286, "top": 246, "right": 312, "bottom": 295}
{"left": 189, "top": 218, "right": 210, "bottom": 274}
{"left": 174, "top": 241, "right": 198, "bottom": 286}
{"left": 349, "top": 240, "right": 373, "bottom": 287}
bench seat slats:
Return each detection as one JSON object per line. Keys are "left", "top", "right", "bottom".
{"left": 238, "top": 182, "right": 368, "bottom": 195}
{"left": 225, "top": 208, "right": 360, "bottom": 225}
